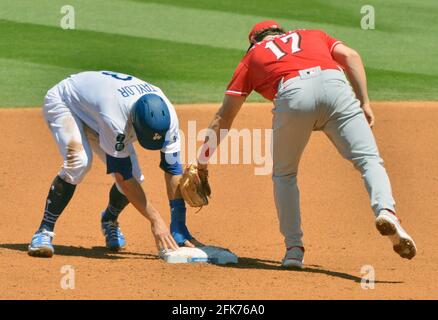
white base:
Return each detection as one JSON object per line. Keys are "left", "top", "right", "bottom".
{"left": 160, "top": 246, "right": 238, "bottom": 264}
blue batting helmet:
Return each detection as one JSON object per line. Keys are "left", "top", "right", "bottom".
{"left": 131, "top": 94, "right": 171, "bottom": 150}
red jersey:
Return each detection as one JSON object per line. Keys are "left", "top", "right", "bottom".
{"left": 226, "top": 29, "right": 342, "bottom": 101}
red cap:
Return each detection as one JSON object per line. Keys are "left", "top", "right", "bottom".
{"left": 248, "top": 20, "right": 282, "bottom": 44}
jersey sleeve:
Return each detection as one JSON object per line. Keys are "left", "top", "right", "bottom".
{"left": 225, "top": 61, "right": 253, "bottom": 97}
{"left": 323, "top": 31, "right": 342, "bottom": 53}
{"left": 161, "top": 125, "right": 181, "bottom": 154}
{"left": 160, "top": 97, "right": 181, "bottom": 154}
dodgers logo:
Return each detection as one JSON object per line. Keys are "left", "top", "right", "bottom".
{"left": 153, "top": 133, "right": 162, "bottom": 140}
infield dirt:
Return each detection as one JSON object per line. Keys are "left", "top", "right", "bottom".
{"left": 0, "top": 102, "right": 437, "bottom": 299}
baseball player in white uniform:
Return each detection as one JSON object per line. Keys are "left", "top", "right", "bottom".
{"left": 28, "top": 71, "right": 197, "bottom": 257}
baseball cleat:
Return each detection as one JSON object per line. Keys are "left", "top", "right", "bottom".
{"left": 375, "top": 210, "right": 417, "bottom": 260}
{"left": 188, "top": 238, "right": 205, "bottom": 247}
{"left": 282, "top": 246, "right": 305, "bottom": 269}
{"left": 171, "top": 222, "right": 194, "bottom": 247}
{"left": 101, "top": 214, "right": 126, "bottom": 251}
{"left": 28, "top": 229, "right": 55, "bottom": 258}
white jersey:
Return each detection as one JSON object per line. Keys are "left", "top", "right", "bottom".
{"left": 59, "top": 71, "right": 180, "bottom": 158}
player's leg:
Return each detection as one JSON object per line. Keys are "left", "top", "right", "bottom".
{"left": 272, "top": 78, "right": 317, "bottom": 268}
{"left": 84, "top": 127, "right": 132, "bottom": 250}
{"left": 321, "top": 71, "right": 416, "bottom": 259}
{"left": 102, "top": 184, "right": 129, "bottom": 223}
{"left": 323, "top": 107, "right": 395, "bottom": 214}
{"left": 85, "top": 126, "right": 132, "bottom": 222}
{"left": 166, "top": 172, "right": 193, "bottom": 247}
{"left": 161, "top": 151, "right": 200, "bottom": 247}
{"left": 99, "top": 183, "right": 129, "bottom": 251}
{"left": 87, "top": 130, "right": 147, "bottom": 250}
{"left": 272, "top": 112, "right": 312, "bottom": 268}
{"left": 29, "top": 85, "right": 93, "bottom": 257}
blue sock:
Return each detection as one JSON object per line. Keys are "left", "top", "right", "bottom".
{"left": 170, "top": 199, "right": 192, "bottom": 244}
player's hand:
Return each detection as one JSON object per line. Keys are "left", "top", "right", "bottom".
{"left": 362, "top": 102, "right": 375, "bottom": 128}
{"left": 151, "top": 218, "right": 179, "bottom": 252}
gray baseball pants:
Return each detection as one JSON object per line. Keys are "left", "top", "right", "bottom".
{"left": 272, "top": 67, "right": 395, "bottom": 248}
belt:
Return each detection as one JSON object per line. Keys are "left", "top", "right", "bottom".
{"left": 283, "top": 66, "right": 323, "bottom": 82}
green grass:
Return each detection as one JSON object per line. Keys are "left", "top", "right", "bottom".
{"left": 0, "top": 0, "right": 437, "bottom": 106}
{"left": 0, "top": 21, "right": 243, "bottom": 104}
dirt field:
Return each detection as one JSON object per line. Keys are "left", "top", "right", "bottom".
{"left": 0, "top": 102, "right": 437, "bottom": 300}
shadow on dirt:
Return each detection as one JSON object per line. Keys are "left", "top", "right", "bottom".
{"left": 217, "top": 257, "right": 404, "bottom": 284}
{"left": 0, "top": 243, "right": 158, "bottom": 260}
{"left": 0, "top": 244, "right": 404, "bottom": 284}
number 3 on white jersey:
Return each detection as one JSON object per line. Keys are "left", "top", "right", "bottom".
{"left": 265, "top": 32, "right": 302, "bottom": 60}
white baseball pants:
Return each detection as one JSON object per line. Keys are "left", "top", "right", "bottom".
{"left": 43, "top": 80, "right": 144, "bottom": 186}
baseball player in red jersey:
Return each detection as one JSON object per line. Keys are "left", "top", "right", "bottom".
{"left": 197, "top": 20, "right": 416, "bottom": 268}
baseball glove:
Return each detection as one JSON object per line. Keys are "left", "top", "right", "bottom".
{"left": 179, "top": 164, "right": 211, "bottom": 208}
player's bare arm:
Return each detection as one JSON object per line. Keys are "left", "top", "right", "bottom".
{"left": 198, "top": 95, "right": 246, "bottom": 169}
{"left": 332, "top": 43, "right": 375, "bottom": 127}
{"left": 164, "top": 172, "right": 182, "bottom": 200}
{"left": 114, "top": 172, "right": 178, "bottom": 251}
{"left": 178, "top": 95, "right": 245, "bottom": 211}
